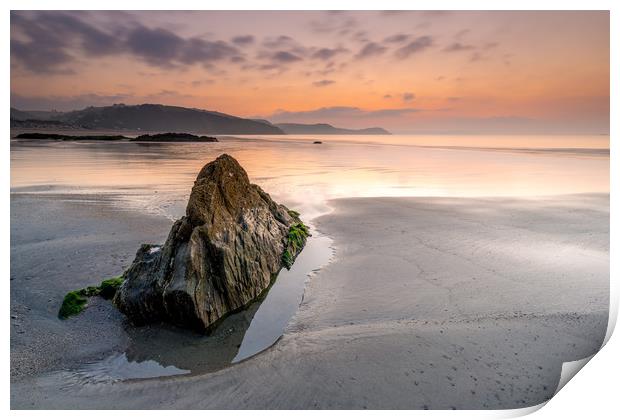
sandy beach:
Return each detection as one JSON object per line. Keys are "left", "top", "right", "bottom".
{"left": 10, "top": 193, "right": 609, "bottom": 409}
{"left": 8, "top": 8, "right": 611, "bottom": 412}
{"left": 10, "top": 193, "right": 172, "bottom": 379}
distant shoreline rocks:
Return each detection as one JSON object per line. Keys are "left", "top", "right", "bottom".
{"left": 130, "top": 133, "right": 218, "bottom": 142}
{"left": 13, "top": 132, "right": 219, "bottom": 143}
{"left": 14, "top": 133, "right": 128, "bottom": 141}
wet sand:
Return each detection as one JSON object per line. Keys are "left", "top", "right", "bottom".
{"left": 10, "top": 194, "right": 609, "bottom": 409}
{"left": 10, "top": 193, "right": 172, "bottom": 379}
{"left": 10, "top": 192, "right": 305, "bottom": 382}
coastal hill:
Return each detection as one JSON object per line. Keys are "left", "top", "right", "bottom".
{"left": 11, "top": 104, "right": 283, "bottom": 134}
{"left": 275, "top": 123, "right": 391, "bottom": 135}
{"left": 10, "top": 104, "right": 391, "bottom": 135}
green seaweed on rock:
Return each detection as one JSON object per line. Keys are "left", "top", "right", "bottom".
{"left": 282, "top": 249, "right": 294, "bottom": 269}
{"left": 282, "top": 222, "right": 311, "bottom": 270}
{"left": 99, "top": 276, "right": 124, "bottom": 299}
{"left": 58, "top": 291, "right": 88, "bottom": 319}
{"left": 58, "top": 275, "right": 124, "bottom": 319}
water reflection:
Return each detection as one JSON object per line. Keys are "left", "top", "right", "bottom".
{"left": 67, "top": 294, "right": 261, "bottom": 384}
{"left": 67, "top": 353, "right": 190, "bottom": 385}
{"left": 11, "top": 135, "right": 610, "bottom": 224}
{"left": 123, "top": 299, "right": 261, "bottom": 375}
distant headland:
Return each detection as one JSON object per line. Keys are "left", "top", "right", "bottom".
{"left": 10, "top": 103, "right": 391, "bottom": 135}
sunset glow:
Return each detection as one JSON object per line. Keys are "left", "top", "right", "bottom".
{"left": 11, "top": 10, "right": 610, "bottom": 133}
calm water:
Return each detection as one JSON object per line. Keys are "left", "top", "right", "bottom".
{"left": 10, "top": 133, "right": 609, "bottom": 382}
{"left": 11, "top": 134, "right": 610, "bottom": 221}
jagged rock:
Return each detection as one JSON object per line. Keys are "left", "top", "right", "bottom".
{"left": 114, "top": 154, "right": 307, "bottom": 331}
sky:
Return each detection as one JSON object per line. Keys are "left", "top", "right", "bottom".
{"left": 10, "top": 10, "right": 610, "bottom": 134}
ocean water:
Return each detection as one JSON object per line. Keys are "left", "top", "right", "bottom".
{"left": 10, "top": 133, "right": 609, "bottom": 381}
{"left": 10, "top": 134, "right": 610, "bottom": 221}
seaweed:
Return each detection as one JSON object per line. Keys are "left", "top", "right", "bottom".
{"left": 99, "top": 276, "right": 124, "bottom": 299}
{"left": 282, "top": 221, "right": 311, "bottom": 269}
{"left": 287, "top": 209, "right": 301, "bottom": 219}
{"left": 58, "top": 276, "right": 124, "bottom": 319}
{"left": 58, "top": 291, "right": 88, "bottom": 319}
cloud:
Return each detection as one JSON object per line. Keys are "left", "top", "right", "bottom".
{"left": 11, "top": 38, "right": 74, "bottom": 75}
{"left": 10, "top": 11, "right": 121, "bottom": 73}
{"left": 402, "top": 92, "right": 415, "bottom": 102}
{"left": 309, "top": 12, "right": 357, "bottom": 34}
{"left": 262, "top": 35, "right": 300, "bottom": 51}
{"left": 422, "top": 11, "right": 452, "bottom": 17}
{"left": 454, "top": 29, "right": 470, "bottom": 39}
{"left": 351, "top": 31, "right": 369, "bottom": 43}
{"left": 271, "top": 51, "right": 303, "bottom": 63}
{"left": 313, "top": 79, "right": 335, "bottom": 87}
{"left": 25, "top": 11, "right": 121, "bottom": 55}
{"left": 191, "top": 79, "right": 215, "bottom": 87}
{"left": 394, "top": 36, "right": 433, "bottom": 59}
{"left": 258, "top": 64, "right": 281, "bottom": 71}
{"left": 231, "top": 35, "right": 254, "bottom": 46}
{"left": 125, "top": 26, "right": 239, "bottom": 67}
{"left": 355, "top": 42, "right": 387, "bottom": 59}
{"left": 259, "top": 35, "right": 309, "bottom": 63}
{"left": 443, "top": 42, "right": 476, "bottom": 52}
{"left": 383, "top": 33, "right": 409, "bottom": 44}
{"left": 380, "top": 11, "right": 408, "bottom": 16}
{"left": 470, "top": 52, "right": 483, "bottom": 62}
{"left": 178, "top": 39, "right": 239, "bottom": 65}
{"left": 267, "top": 106, "right": 419, "bottom": 123}
{"left": 11, "top": 11, "right": 240, "bottom": 73}
{"left": 311, "top": 47, "right": 347, "bottom": 61}
{"left": 11, "top": 92, "right": 132, "bottom": 111}
{"left": 125, "top": 26, "right": 184, "bottom": 65}
{"left": 11, "top": 90, "right": 198, "bottom": 111}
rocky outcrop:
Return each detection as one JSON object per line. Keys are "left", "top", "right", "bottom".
{"left": 14, "top": 133, "right": 128, "bottom": 141}
{"left": 114, "top": 154, "right": 307, "bottom": 331}
{"left": 130, "top": 133, "right": 218, "bottom": 142}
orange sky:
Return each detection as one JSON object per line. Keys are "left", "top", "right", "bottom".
{"left": 10, "top": 11, "right": 609, "bottom": 133}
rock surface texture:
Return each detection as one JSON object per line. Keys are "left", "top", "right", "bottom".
{"left": 114, "top": 154, "right": 305, "bottom": 330}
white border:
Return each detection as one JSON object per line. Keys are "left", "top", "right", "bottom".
{"left": 3, "top": 1, "right": 617, "bottom": 419}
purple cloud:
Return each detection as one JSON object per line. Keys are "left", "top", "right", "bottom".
{"left": 313, "top": 79, "right": 335, "bottom": 87}
{"left": 443, "top": 42, "right": 476, "bottom": 52}
{"left": 271, "top": 51, "right": 303, "bottom": 63}
{"left": 383, "top": 33, "right": 409, "bottom": 44}
{"left": 312, "top": 47, "right": 347, "bottom": 61}
{"left": 394, "top": 36, "right": 433, "bottom": 59}
{"left": 355, "top": 42, "right": 387, "bottom": 59}
{"left": 231, "top": 35, "right": 255, "bottom": 46}
{"left": 402, "top": 92, "right": 415, "bottom": 102}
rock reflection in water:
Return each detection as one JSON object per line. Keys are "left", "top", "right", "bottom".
{"left": 123, "top": 299, "right": 261, "bottom": 374}
{"left": 72, "top": 300, "right": 261, "bottom": 384}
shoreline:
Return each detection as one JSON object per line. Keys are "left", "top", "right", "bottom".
{"left": 11, "top": 193, "right": 609, "bottom": 409}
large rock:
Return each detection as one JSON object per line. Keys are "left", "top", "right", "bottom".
{"left": 114, "top": 154, "right": 307, "bottom": 330}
